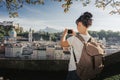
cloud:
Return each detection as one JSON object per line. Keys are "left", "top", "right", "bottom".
{"left": 23, "top": 5, "right": 46, "bottom": 15}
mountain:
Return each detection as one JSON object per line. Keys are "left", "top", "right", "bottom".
{"left": 40, "top": 27, "right": 60, "bottom": 33}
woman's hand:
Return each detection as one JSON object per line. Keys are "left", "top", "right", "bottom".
{"left": 63, "top": 28, "right": 68, "bottom": 36}
{"left": 60, "top": 29, "right": 69, "bottom": 47}
{"left": 63, "top": 29, "right": 76, "bottom": 36}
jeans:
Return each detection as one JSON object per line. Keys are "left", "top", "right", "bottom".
{"left": 66, "top": 70, "right": 81, "bottom": 80}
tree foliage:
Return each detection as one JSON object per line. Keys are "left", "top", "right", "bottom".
{"left": 89, "top": 30, "right": 120, "bottom": 41}
{"left": 16, "top": 30, "right": 120, "bottom": 42}
{"left": 0, "top": 0, "right": 120, "bottom": 18}
{"left": 0, "top": 0, "right": 44, "bottom": 18}
{"left": 60, "top": 0, "right": 120, "bottom": 15}
{"left": 0, "top": 25, "right": 5, "bottom": 38}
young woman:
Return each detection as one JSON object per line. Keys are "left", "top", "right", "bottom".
{"left": 61, "top": 12, "right": 93, "bottom": 80}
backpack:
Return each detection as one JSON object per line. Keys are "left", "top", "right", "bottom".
{"left": 73, "top": 34, "right": 105, "bottom": 80}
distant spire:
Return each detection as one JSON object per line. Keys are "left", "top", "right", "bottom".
{"left": 40, "top": 36, "right": 43, "bottom": 41}
{"left": 29, "top": 28, "right": 32, "bottom": 32}
{"left": 29, "top": 28, "right": 32, "bottom": 42}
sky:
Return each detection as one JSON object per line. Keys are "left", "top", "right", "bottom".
{"left": 0, "top": 0, "right": 120, "bottom": 32}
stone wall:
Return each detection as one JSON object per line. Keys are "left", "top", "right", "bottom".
{"left": 0, "top": 60, "right": 69, "bottom": 71}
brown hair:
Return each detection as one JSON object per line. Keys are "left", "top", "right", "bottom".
{"left": 76, "top": 12, "right": 93, "bottom": 28}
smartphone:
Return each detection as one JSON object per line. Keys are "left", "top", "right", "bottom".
{"left": 68, "top": 29, "right": 73, "bottom": 34}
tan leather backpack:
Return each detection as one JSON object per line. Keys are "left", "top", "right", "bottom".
{"left": 73, "top": 34, "right": 105, "bottom": 80}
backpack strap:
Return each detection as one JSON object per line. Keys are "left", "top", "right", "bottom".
{"left": 72, "top": 46, "right": 77, "bottom": 66}
{"left": 76, "top": 34, "right": 85, "bottom": 44}
{"left": 76, "top": 33, "right": 91, "bottom": 44}
{"left": 88, "top": 37, "right": 92, "bottom": 42}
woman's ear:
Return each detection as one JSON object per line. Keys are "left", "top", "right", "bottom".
{"left": 78, "top": 22, "right": 82, "bottom": 26}
{"left": 77, "top": 22, "right": 81, "bottom": 30}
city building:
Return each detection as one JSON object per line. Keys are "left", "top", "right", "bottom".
{"left": 0, "top": 44, "right": 5, "bottom": 54}
{"left": 63, "top": 47, "right": 70, "bottom": 60}
{"left": 37, "top": 46, "right": 47, "bottom": 60}
{"left": 63, "top": 51, "right": 70, "bottom": 60}
{"left": 32, "top": 46, "right": 46, "bottom": 60}
{"left": 31, "top": 50, "right": 38, "bottom": 60}
{"left": 22, "top": 46, "right": 33, "bottom": 59}
{"left": 28, "top": 28, "right": 33, "bottom": 42}
{"left": 46, "top": 45, "right": 55, "bottom": 59}
{"left": 5, "top": 44, "right": 23, "bottom": 58}
{"left": 54, "top": 47, "right": 64, "bottom": 60}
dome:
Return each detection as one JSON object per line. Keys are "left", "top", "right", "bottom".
{"left": 9, "top": 28, "right": 17, "bottom": 38}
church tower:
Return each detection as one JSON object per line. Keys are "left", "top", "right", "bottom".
{"left": 29, "top": 28, "right": 32, "bottom": 42}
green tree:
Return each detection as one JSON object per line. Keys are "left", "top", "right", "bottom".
{"left": 0, "top": 26, "right": 5, "bottom": 38}
{"left": 0, "top": 0, "right": 120, "bottom": 17}
{"left": 98, "top": 30, "right": 107, "bottom": 39}
{"left": 89, "top": 31, "right": 99, "bottom": 38}
{"left": 89, "top": 30, "right": 120, "bottom": 41}
{"left": 50, "top": 33, "right": 57, "bottom": 41}
{"left": 17, "top": 31, "right": 28, "bottom": 38}
{"left": 106, "top": 30, "right": 113, "bottom": 38}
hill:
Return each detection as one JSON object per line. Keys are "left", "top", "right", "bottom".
{"left": 40, "top": 27, "right": 60, "bottom": 33}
